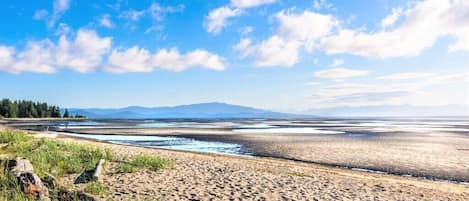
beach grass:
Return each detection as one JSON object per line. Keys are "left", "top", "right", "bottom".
{"left": 0, "top": 129, "right": 174, "bottom": 199}
{"left": 1, "top": 132, "right": 113, "bottom": 177}
{"left": 115, "top": 163, "right": 137, "bottom": 173}
{"left": 0, "top": 129, "right": 33, "bottom": 144}
{"left": 115, "top": 155, "right": 174, "bottom": 173}
{"left": 84, "top": 181, "right": 108, "bottom": 196}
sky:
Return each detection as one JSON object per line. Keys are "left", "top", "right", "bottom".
{"left": 0, "top": 0, "right": 468, "bottom": 112}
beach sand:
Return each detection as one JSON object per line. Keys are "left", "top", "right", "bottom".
{"left": 51, "top": 136, "right": 469, "bottom": 201}
{"left": 67, "top": 127, "right": 469, "bottom": 182}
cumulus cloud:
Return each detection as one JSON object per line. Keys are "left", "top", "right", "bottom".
{"left": 0, "top": 29, "right": 111, "bottom": 73}
{"left": 380, "top": 8, "right": 403, "bottom": 29}
{"left": 0, "top": 46, "right": 14, "bottom": 69}
{"left": 106, "top": 46, "right": 152, "bottom": 73}
{"left": 55, "top": 29, "right": 112, "bottom": 73}
{"left": 276, "top": 9, "right": 338, "bottom": 51}
{"left": 106, "top": 47, "right": 226, "bottom": 73}
{"left": 234, "top": 36, "right": 300, "bottom": 67}
{"left": 320, "top": 0, "right": 469, "bottom": 57}
{"left": 235, "top": 9, "right": 337, "bottom": 67}
{"left": 235, "top": 0, "right": 469, "bottom": 67}
{"left": 204, "top": 0, "right": 277, "bottom": 34}
{"left": 153, "top": 48, "right": 225, "bottom": 71}
{"left": 313, "top": 68, "right": 369, "bottom": 79}
{"left": 204, "top": 6, "right": 243, "bottom": 34}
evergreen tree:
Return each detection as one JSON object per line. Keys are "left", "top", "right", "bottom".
{"left": 63, "top": 109, "right": 70, "bottom": 118}
{"left": 0, "top": 98, "right": 69, "bottom": 118}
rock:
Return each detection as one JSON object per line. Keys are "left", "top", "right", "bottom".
{"left": 8, "top": 157, "right": 35, "bottom": 175}
{"left": 7, "top": 157, "right": 49, "bottom": 200}
{"left": 42, "top": 173, "right": 57, "bottom": 190}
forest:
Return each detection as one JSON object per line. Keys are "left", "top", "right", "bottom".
{"left": 0, "top": 98, "right": 81, "bottom": 118}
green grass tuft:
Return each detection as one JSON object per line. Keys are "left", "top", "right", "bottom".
{"left": 115, "top": 163, "right": 137, "bottom": 173}
{"left": 2, "top": 133, "right": 113, "bottom": 177}
{"left": 130, "top": 155, "right": 173, "bottom": 171}
{"left": 113, "top": 155, "right": 173, "bottom": 173}
{"left": 0, "top": 130, "right": 33, "bottom": 144}
{"left": 83, "top": 181, "right": 108, "bottom": 196}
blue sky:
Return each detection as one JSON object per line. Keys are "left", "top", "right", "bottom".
{"left": 0, "top": 0, "right": 468, "bottom": 112}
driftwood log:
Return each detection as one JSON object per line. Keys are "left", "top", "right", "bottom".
{"left": 75, "top": 159, "right": 105, "bottom": 184}
{"left": 92, "top": 159, "right": 105, "bottom": 181}
{"left": 7, "top": 157, "right": 50, "bottom": 200}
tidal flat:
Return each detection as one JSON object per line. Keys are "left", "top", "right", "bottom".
{"left": 6, "top": 118, "right": 469, "bottom": 182}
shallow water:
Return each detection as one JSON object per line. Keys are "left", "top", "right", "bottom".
{"left": 54, "top": 132, "right": 251, "bottom": 156}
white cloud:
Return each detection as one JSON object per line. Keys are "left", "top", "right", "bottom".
{"left": 380, "top": 8, "right": 403, "bottom": 29}
{"left": 119, "top": 10, "right": 146, "bottom": 21}
{"left": 106, "top": 47, "right": 226, "bottom": 73}
{"left": 33, "top": 10, "right": 48, "bottom": 20}
{"left": 240, "top": 26, "right": 254, "bottom": 35}
{"left": 329, "top": 58, "right": 344, "bottom": 67}
{"left": 378, "top": 72, "right": 435, "bottom": 80}
{"left": 313, "top": 68, "right": 369, "bottom": 79}
{"left": 120, "top": 2, "right": 184, "bottom": 22}
{"left": 106, "top": 46, "right": 152, "bottom": 73}
{"left": 308, "top": 72, "right": 469, "bottom": 108}
{"left": 48, "top": 0, "right": 71, "bottom": 27}
{"left": 230, "top": 0, "right": 277, "bottom": 8}
{"left": 56, "top": 29, "right": 112, "bottom": 73}
{"left": 204, "top": 6, "right": 242, "bottom": 34}
{"left": 153, "top": 48, "right": 225, "bottom": 71}
{"left": 11, "top": 40, "right": 56, "bottom": 74}
{"left": 99, "top": 14, "right": 114, "bottom": 29}
{"left": 0, "top": 29, "right": 111, "bottom": 74}
{"left": 320, "top": 0, "right": 469, "bottom": 58}
{"left": 234, "top": 10, "right": 337, "bottom": 67}
{"left": 313, "top": 0, "right": 333, "bottom": 10}
{"left": 204, "top": 0, "right": 277, "bottom": 34}
{"left": 234, "top": 36, "right": 300, "bottom": 67}
{"left": 276, "top": 9, "right": 337, "bottom": 51}
{"left": 0, "top": 46, "right": 14, "bottom": 69}
{"left": 148, "top": 2, "right": 184, "bottom": 21}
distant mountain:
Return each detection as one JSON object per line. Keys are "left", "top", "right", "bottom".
{"left": 67, "top": 102, "right": 305, "bottom": 119}
{"left": 304, "top": 104, "right": 469, "bottom": 117}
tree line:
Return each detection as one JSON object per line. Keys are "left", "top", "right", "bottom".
{"left": 0, "top": 98, "right": 84, "bottom": 118}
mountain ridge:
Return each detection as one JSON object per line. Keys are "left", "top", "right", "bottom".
{"left": 67, "top": 102, "right": 306, "bottom": 119}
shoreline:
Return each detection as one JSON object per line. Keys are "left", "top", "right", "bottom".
{"left": 2, "top": 125, "right": 469, "bottom": 200}
{"left": 56, "top": 130, "right": 469, "bottom": 185}
{"left": 54, "top": 127, "right": 469, "bottom": 183}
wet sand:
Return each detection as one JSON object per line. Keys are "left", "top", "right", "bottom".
{"left": 57, "top": 136, "right": 469, "bottom": 201}
{"left": 65, "top": 127, "right": 469, "bottom": 182}
{"left": 1, "top": 124, "right": 469, "bottom": 200}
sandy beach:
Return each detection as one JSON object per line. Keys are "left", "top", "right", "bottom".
{"left": 2, "top": 120, "right": 469, "bottom": 200}
{"left": 55, "top": 135, "right": 469, "bottom": 200}
{"left": 63, "top": 124, "right": 469, "bottom": 182}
